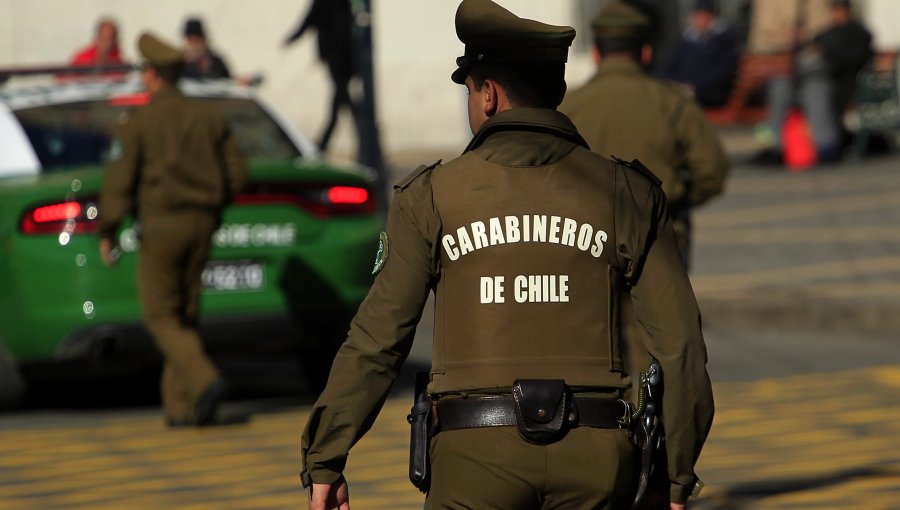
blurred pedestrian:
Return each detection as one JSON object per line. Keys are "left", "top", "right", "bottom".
{"left": 284, "top": 0, "right": 359, "bottom": 153}
{"left": 71, "top": 17, "right": 124, "bottom": 68}
{"left": 561, "top": 0, "right": 729, "bottom": 269}
{"left": 63, "top": 17, "right": 127, "bottom": 80}
{"left": 98, "top": 32, "right": 248, "bottom": 428}
{"left": 752, "top": 0, "right": 872, "bottom": 165}
{"left": 182, "top": 17, "right": 232, "bottom": 80}
{"left": 815, "top": 0, "right": 873, "bottom": 114}
{"left": 662, "top": 0, "right": 739, "bottom": 107}
{"left": 300, "top": 1, "right": 713, "bottom": 509}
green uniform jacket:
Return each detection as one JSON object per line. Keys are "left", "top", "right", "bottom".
{"left": 300, "top": 108, "right": 713, "bottom": 504}
{"left": 560, "top": 57, "right": 729, "bottom": 213}
{"left": 98, "top": 84, "right": 248, "bottom": 239}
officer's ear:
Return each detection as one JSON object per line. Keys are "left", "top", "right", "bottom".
{"left": 481, "top": 79, "right": 500, "bottom": 117}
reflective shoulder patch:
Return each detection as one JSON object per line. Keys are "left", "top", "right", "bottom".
{"left": 372, "top": 231, "right": 390, "bottom": 275}
{"left": 395, "top": 159, "right": 441, "bottom": 190}
{"left": 611, "top": 156, "right": 662, "bottom": 187}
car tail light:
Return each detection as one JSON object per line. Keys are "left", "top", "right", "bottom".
{"left": 234, "top": 183, "right": 375, "bottom": 217}
{"left": 109, "top": 93, "right": 151, "bottom": 106}
{"left": 20, "top": 199, "right": 99, "bottom": 235}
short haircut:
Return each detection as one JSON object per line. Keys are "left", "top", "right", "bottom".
{"left": 593, "top": 36, "right": 645, "bottom": 60}
{"left": 469, "top": 61, "right": 567, "bottom": 109}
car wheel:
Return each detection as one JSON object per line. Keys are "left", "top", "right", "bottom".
{"left": 0, "top": 346, "right": 25, "bottom": 409}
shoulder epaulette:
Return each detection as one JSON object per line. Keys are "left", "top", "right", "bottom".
{"left": 611, "top": 156, "right": 662, "bottom": 187}
{"left": 395, "top": 159, "right": 442, "bottom": 190}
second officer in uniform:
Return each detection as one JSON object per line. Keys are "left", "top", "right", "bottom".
{"left": 301, "top": 1, "right": 714, "bottom": 508}
{"left": 99, "top": 33, "right": 248, "bottom": 427}
{"left": 561, "top": 1, "right": 729, "bottom": 269}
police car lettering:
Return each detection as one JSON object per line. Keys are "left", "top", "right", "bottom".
{"left": 442, "top": 214, "right": 607, "bottom": 261}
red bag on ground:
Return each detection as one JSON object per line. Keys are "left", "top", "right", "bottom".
{"left": 781, "top": 108, "right": 816, "bottom": 171}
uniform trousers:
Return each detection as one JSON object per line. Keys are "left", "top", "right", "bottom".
{"left": 426, "top": 426, "right": 636, "bottom": 510}
{"left": 137, "top": 211, "right": 220, "bottom": 421}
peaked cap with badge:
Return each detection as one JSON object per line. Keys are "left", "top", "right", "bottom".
{"left": 591, "top": 0, "right": 652, "bottom": 39}
{"left": 451, "top": 0, "right": 576, "bottom": 84}
{"left": 137, "top": 32, "right": 184, "bottom": 68}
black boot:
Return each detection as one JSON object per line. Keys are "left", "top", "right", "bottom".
{"left": 192, "top": 378, "right": 230, "bottom": 426}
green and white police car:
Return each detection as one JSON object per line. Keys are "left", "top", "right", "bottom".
{"left": 0, "top": 71, "right": 382, "bottom": 406}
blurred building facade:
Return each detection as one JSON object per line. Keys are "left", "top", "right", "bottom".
{"left": 1, "top": 0, "right": 897, "bottom": 159}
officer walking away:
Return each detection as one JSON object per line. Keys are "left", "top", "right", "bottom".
{"left": 98, "top": 33, "right": 248, "bottom": 427}
{"left": 561, "top": 1, "right": 730, "bottom": 269}
{"left": 300, "top": 1, "right": 713, "bottom": 509}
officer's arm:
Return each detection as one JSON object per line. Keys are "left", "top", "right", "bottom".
{"left": 300, "top": 171, "right": 437, "bottom": 487}
{"left": 98, "top": 118, "right": 141, "bottom": 241}
{"left": 219, "top": 123, "right": 248, "bottom": 200}
{"left": 677, "top": 99, "right": 729, "bottom": 208}
{"left": 629, "top": 188, "right": 714, "bottom": 505}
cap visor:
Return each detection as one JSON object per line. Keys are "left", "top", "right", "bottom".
{"left": 451, "top": 66, "right": 469, "bottom": 84}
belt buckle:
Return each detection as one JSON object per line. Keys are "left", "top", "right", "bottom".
{"left": 617, "top": 399, "right": 633, "bottom": 428}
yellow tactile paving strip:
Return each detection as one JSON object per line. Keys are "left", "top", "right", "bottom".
{"left": 1, "top": 366, "right": 899, "bottom": 509}
{"left": 697, "top": 366, "right": 900, "bottom": 510}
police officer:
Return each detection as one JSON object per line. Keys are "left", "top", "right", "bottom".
{"left": 301, "top": 1, "right": 713, "bottom": 509}
{"left": 561, "top": 1, "right": 730, "bottom": 269}
{"left": 98, "top": 33, "right": 248, "bottom": 427}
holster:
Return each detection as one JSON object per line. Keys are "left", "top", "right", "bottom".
{"left": 631, "top": 361, "right": 664, "bottom": 509}
{"left": 511, "top": 379, "right": 570, "bottom": 445}
{"left": 407, "top": 372, "right": 432, "bottom": 493}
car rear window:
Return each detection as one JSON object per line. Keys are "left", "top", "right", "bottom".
{"left": 12, "top": 96, "right": 302, "bottom": 173}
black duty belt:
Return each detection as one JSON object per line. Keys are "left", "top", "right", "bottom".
{"left": 436, "top": 395, "right": 627, "bottom": 432}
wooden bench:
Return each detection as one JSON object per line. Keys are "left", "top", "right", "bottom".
{"left": 705, "top": 52, "right": 898, "bottom": 127}
{"left": 705, "top": 53, "right": 792, "bottom": 125}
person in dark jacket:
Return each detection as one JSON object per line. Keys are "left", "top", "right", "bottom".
{"left": 284, "top": 0, "right": 359, "bottom": 153}
{"left": 814, "top": 0, "right": 873, "bottom": 115}
{"left": 662, "top": 0, "right": 739, "bottom": 107}
{"left": 182, "top": 17, "right": 232, "bottom": 80}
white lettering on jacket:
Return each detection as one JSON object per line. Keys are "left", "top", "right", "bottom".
{"left": 441, "top": 215, "right": 607, "bottom": 261}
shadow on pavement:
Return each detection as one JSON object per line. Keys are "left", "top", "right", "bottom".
{"left": 14, "top": 355, "right": 431, "bottom": 413}
{"left": 697, "top": 465, "right": 897, "bottom": 509}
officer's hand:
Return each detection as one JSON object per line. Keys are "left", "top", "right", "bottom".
{"left": 308, "top": 479, "right": 349, "bottom": 510}
{"left": 670, "top": 504, "right": 686, "bottom": 510}
{"left": 99, "top": 238, "right": 117, "bottom": 267}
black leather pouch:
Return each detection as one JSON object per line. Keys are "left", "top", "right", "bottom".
{"left": 511, "top": 379, "right": 569, "bottom": 444}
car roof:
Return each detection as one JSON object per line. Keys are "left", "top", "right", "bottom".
{"left": 0, "top": 76, "right": 255, "bottom": 111}
{"left": 0, "top": 74, "right": 323, "bottom": 178}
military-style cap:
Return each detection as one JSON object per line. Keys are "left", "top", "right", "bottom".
{"left": 591, "top": 1, "right": 652, "bottom": 39}
{"left": 451, "top": 0, "right": 576, "bottom": 84}
{"left": 137, "top": 32, "right": 184, "bottom": 67}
